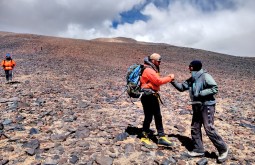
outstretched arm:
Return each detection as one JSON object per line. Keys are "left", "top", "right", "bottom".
{"left": 170, "top": 77, "right": 192, "bottom": 92}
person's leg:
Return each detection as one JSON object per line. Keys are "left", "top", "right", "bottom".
{"left": 140, "top": 95, "right": 158, "bottom": 148}
{"left": 150, "top": 95, "right": 173, "bottom": 146}
{"left": 202, "top": 105, "right": 228, "bottom": 162}
{"left": 191, "top": 105, "right": 204, "bottom": 153}
{"left": 9, "top": 70, "right": 13, "bottom": 81}
{"left": 152, "top": 95, "right": 164, "bottom": 136}
{"left": 141, "top": 95, "right": 154, "bottom": 134}
{"left": 5, "top": 70, "right": 9, "bottom": 81}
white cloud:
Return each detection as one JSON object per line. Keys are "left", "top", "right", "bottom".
{"left": 0, "top": 0, "right": 254, "bottom": 57}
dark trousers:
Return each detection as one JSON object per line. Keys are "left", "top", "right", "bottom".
{"left": 141, "top": 94, "right": 164, "bottom": 136}
{"left": 5, "top": 70, "right": 13, "bottom": 81}
{"left": 191, "top": 104, "right": 227, "bottom": 153}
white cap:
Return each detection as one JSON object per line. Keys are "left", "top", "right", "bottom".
{"left": 150, "top": 53, "right": 161, "bottom": 61}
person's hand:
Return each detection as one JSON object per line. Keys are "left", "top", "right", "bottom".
{"left": 167, "top": 74, "right": 175, "bottom": 80}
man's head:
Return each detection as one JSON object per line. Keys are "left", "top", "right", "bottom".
{"left": 149, "top": 53, "right": 161, "bottom": 66}
{"left": 5, "top": 53, "right": 11, "bottom": 60}
{"left": 6, "top": 53, "right": 11, "bottom": 58}
{"left": 189, "top": 60, "right": 202, "bottom": 71}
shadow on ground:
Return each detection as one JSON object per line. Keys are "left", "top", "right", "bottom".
{"left": 6, "top": 81, "right": 21, "bottom": 84}
{"left": 125, "top": 125, "right": 218, "bottom": 159}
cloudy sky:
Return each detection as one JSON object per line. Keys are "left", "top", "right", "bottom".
{"left": 0, "top": 0, "right": 255, "bottom": 57}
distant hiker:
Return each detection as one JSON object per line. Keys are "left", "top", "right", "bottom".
{"left": 170, "top": 60, "right": 228, "bottom": 163}
{"left": 140, "top": 53, "right": 175, "bottom": 148}
{"left": 1, "top": 53, "right": 16, "bottom": 82}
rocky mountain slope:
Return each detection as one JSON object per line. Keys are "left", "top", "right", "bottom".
{"left": 0, "top": 32, "right": 254, "bottom": 165}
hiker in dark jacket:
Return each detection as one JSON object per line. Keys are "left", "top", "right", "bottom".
{"left": 170, "top": 60, "right": 228, "bottom": 163}
{"left": 140, "top": 53, "right": 175, "bottom": 148}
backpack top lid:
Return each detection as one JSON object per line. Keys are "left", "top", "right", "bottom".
{"left": 126, "top": 64, "right": 143, "bottom": 84}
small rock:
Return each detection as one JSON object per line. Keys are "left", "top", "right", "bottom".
{"left": 2, "top": 119, "right": 12, "bottom": 125}
{"left": 0, "top": 159, "right": 9, "bottom": 165}
{"left": 156, "top": 150, "right": 164, "bottom": 156}
{"left": 69, "top": 155, "right": 79, "bottom": 164}
{"left": 26, "top": 148, "right": 36, "bottom": 156}
{"left": 125, "top": 143, "right": 135, "bottom": 154}
{"left": 95, "top": 155, "right": 113, "bottom": 165}
{"left": 174, "top": 125, "right": 186, "bottom": 132}
{"left": 114, "top": 132, "right": 128, "bottom": 142}
{"left": 22, "top": 139, "right": 40, "bottom": 149}
{"left": 29, "top": 128, "right": 39, "bottom": 135}
{"left": 51, "top": 133, "right": 68, "bottom": 142}
{"left": 196, "top": 158, "right": 208, "bottom": 165}
{"left": 75, "top": 127, "right": 90, "bottom": 138}
{"left": 4, "top": 146, "right": 14, "bottom": 152}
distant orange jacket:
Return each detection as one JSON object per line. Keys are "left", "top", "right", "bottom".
{"left": 140, "top": 66, "right": 172, "bottom": 92}
{"left": 1, "top": 60, "right": 16, "bottom": 70}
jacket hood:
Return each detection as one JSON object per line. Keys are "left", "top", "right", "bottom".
{"left": 191, "top": 69, "right": 207, "bottom": 80}
{"left": 144, "top": 56, "right": 159, "bottom": 73}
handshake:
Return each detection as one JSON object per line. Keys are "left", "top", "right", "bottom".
{"left": 167, "top": 74, "right": 175, "bottom": 82}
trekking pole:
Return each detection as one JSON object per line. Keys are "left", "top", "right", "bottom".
{"left": 115, "top": 87, "right": 127, "bottom": 101}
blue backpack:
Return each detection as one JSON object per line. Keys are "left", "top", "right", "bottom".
{"left": 126, "top": 64, "right": 146, "bottom": 98}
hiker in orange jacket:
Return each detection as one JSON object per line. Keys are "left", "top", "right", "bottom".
{"left": 139, "top": 53, "right": 175, "bottom": 148}
{"left": 1, "top": 53, "right": 16, "bottom": 82}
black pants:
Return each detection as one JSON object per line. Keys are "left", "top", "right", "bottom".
{"left": 191, "top": 104, "right": 227, "bottom": 153}
{"left": 5, "top": 70, "right": 13, "bottom": 81}
{"left": 141, "top": 94, "right": 164, "bottom": 136}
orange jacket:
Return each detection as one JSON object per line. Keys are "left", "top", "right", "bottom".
{"left": 1, "top": 60, "right": 16, "bottom": 70}
{"left": 140, "top": 66, "right": 172, "bottom": 92}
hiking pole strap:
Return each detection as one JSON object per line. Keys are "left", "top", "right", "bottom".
{"left": 154, "top": 93, "right": 164, "bottom": 106}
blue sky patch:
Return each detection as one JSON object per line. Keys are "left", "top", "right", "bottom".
{"left": 112, "top": 0, "right": 237, "bottom": 28}
{"left": 112, "top": 3, "right": 150, "bottom": 28}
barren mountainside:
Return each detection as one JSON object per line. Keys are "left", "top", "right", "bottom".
{"left": 0, "top": 31, "right": 254, "bottom": 164}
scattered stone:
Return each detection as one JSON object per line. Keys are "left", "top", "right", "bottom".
{"left": 177, "top": 160, "right": 187, "bottom": 165}
{"left": 95, "top": 155, "right": 113, "bottom": 165}
{"left": 174, "top": 125, "right": 186, "bottom": 132}
{"left": 156, "top": 150, "right": 164, "bottom": 156}
{"left": 75, "top": 127, "right": 90, "bottom": 138}
{"left": 114, "top": 132, "right": 129, "bottom": 142}
{"left": 124, "top": 143, "right": 135, "bottom": 154}
{"left": 196, "top": 158, "right": 208, "bottom": 165}
{"left": 2, "top": 119, "right": 12, "bottom": 125}
{"left": 44, "top": 157, "right": 59, "bottom": 164}
{"left": 0, "top": 98, "right": 8, "bottom": 103}
{"left": 4, "top": 146, "right": 14, "bottom": 152}
{"left": 26, "top": 148, "right": 36, "bottom": 156}
{"left": 69, "top": 155, "right": 79, "bottom": 164}
{"left": 22, "top": 139, "right": 40, "bottom": 149}
{"left": 29, "top": 128, "right": 39, "bottom": 135}
{"left": 0, "top": 159, "right": 9, "bottom": 165}
{"left": 63, "top": 116, "right": 77, "bottom": 122}
{"left": 51, "top": 133, "right": 68, "bottom": 142}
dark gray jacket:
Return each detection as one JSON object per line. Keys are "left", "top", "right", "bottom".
{"left": 171, "top": 69, "right": 218, "bottom": 105}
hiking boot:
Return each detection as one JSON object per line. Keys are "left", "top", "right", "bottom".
{"left": 141, "top": 137, "right": 157, "bottom": 149}
{"left": 158, "top": 136, "right": 174, "bottom": 147}
{"left": 186, "top": 151, "right": 205, "bottom": 157}
{"left": 218, "top": 147, "right": 229, "bottom": 163}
